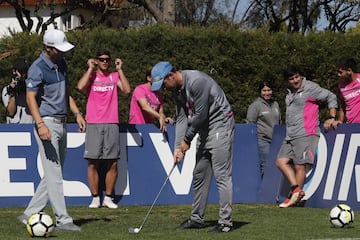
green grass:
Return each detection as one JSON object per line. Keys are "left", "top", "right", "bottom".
{"left": 2, "top": 204, "right": 359, "bottom": 240}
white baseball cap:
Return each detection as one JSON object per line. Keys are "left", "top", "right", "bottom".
{"left": 43, "top": 29, "right": 74, "bottom": 52}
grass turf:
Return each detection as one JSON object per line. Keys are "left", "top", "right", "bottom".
{"left": 2, "top": 203, "right": 359, "bottom": 240}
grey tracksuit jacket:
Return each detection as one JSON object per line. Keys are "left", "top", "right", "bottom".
{"left": 246, "top": 97, "right": 281, "bottom": 142}
{"left": 284, "top": 78, "right": 337, "bottom": 141}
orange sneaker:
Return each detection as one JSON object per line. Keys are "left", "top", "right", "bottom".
{"left": 279, "top": 187, "right": 305, "bottom": 208}
{"left": 287, "top": 187, "right": 305, "bottom": 207}
{"left": 279, "top": 197, "right": 291, "bottom": 208}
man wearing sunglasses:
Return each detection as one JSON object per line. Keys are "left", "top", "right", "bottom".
{"left": 77, "top": 50, "right": 130, "bottom": 209}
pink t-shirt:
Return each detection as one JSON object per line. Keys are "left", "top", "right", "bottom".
{"left": 129, "top": 83, "right": 163, "bottom": 124}
{"left": 86, "top": 71, "right": 120, "bottom": 123}
{"left": 339, "top": 73, "right": 360, "bottom": 123}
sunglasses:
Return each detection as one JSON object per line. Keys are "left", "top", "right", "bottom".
{"left": 97, "top": 57, "right": 111, "bottom": 63}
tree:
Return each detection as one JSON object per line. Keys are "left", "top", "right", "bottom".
{"left": 240, "top": 0, "right": 322, "bottom": 33}
{"left": 323, "top": 0, "right": 360, "bottom": 33}
{"left": 127, "top": 0, "right": 223, "bottom": 26}
{"left": 239, "top": 0, "right": 359, "bottom": 33}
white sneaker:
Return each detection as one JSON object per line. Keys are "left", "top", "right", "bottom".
{"left": 102, "top": 196, "right": 118, "bottom": 209}
{"left": 88, "top": 196, "right": 101, "bottom": 208}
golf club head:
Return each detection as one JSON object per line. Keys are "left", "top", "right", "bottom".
{"left": 128, "top": 227, "right": 140, "bottom": 234}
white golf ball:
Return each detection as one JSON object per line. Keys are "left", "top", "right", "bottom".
{"left": 134, "top": 228, "right": 140, "bottom": 233}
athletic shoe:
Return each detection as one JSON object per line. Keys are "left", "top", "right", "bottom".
{"left": 289, "top": 187, "right": 305, "bottom": 205}
{"left": 177, "top": 219, "right": 206, "bottom": 229}
{"left": 102, "top": 196, "right": 118, "bottom": 209}
{"left": 280, "top": 187, "right": 305, "bottom": 208}
{"left": 88, "top": 196, "right": 101, "bottom": 208}
{"left": 17, "top": 213, "right": 29, "bottom": 225}
{"left": 208, "top": 224, "right": 233, "bottom": 233}
{"left": 56, "top": 222, "right": 81, "bottom": 231}
{"left": 279, "top": 197, "right": 291, "bottom": 208}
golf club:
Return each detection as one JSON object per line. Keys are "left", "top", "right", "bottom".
{"left": 128, "top": 163, "right": 177, "bottom": 234}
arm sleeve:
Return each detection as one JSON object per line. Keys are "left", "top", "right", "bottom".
{"left": 246, "top": 101, "right": 259, "bottom": 123}
{"left": 311, "top": 82, "right": 338, "bottom": 109}
{"left": 174, "top": 102, "right": 188, "bottom": 148}
{"left": 26, "top": 66, "right": 42, "bottom": 92}
{"left": 184, "top": 79, "right": 210, "bottom": 142}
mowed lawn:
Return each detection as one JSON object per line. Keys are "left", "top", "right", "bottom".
{"left": 1, "top": 203, "right": 359, "bottom": 240}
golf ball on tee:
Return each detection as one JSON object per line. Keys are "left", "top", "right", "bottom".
{"left": 134, "top": 228, "right": 140, "bottom": 233}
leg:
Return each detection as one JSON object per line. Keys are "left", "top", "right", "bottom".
{"left": 212, "top": 127, "right": 234, "bottom": 227}
{"left": 24, "top": 128, "right": 53, "bottom": 216}
{"left": 276, "top": 157, "right": 305, "bottom": 208}
{"left": 21, "top": 124, "right": 72, "bottom": 226}
{"left": 46, "top": 121, "right": 73, "bottom": 225}
{"left": 87, "top": 160, "right": 99, "bottom": 195}
{"left": 258, "top": 139, "right": 270, "bottom": 178}
{"left": 190, "top": 149, "right": 212, "bottom": 224}
{"left": 294, "top": 164, "right": 307, "bottom": 188}
{"left": 101, "top": 124, "right": 120, "bottom": 208}
{"left": 101, "top": 160, "right": 118, "bottom": 209}
{"left": 275, "top": 157, "right": 297, "bottom": 186}
{"left": 105, "top": 160, "right": 118, "bottom": 196}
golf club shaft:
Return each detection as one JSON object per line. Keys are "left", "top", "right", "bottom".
{"left": 139, "top": 164, "right": 176, "bottom": 230}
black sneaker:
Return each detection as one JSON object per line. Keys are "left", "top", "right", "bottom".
{"left": 177, "top": 219, "right": 205, "bottom": 229}
{"left": 208, "top": 224, "right": 233, "bottom": 233}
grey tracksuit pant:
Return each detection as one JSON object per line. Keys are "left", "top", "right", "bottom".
{"left": 24, "top": 117, "right": 73, "bottom": 225}
{"left": 190, "top": 120, "right": 235, "bottom": 226}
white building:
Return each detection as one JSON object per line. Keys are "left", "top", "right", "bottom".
{"left": 0, "top": 0, "right": 126, "bottom": 37}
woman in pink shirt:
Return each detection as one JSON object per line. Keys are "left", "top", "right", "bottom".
{"left": 77, "top": 50, "right": 130, "bottom": 209}
{"left": 129, "top": 67, "right": 173, "bottom": 132}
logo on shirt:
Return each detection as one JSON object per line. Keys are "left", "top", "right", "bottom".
{"left": 343, "top": 89, "right": 360, "bottom": 100}
{"left": 93, "top": 85, "right": 114, "bottom": 92}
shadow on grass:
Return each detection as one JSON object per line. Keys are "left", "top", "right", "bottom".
{"left": 205, "top": 220, "right": 250, "bottom": 230}
{"left": 74, "top": 217, "right": 112, "bottom": 226}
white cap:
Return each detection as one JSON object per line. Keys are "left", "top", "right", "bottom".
{"left": 43, "top": 29, "right": 74, "bottom": 52}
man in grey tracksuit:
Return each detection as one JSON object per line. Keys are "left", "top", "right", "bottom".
{"left": 276, "top": 65, "right": 337, "bottom": 208}
{"left": 151, "top": 61, "right": 235, "bottom": 233}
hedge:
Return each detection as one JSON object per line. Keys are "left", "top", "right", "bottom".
{"left": 0, "top": 25, "right": 359, "bottom": 124}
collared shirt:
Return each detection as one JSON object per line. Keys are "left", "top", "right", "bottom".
{"left": 26, "top": 51, "right": 68, "bottom": 116}
{"left": 339, "top": 73, "right": 360, "bottom": 123}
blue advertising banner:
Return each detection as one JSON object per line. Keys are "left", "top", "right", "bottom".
{"left": 259, "top": 124, "right": 360, "bottom": 210}
{"left": 0, "top": 123, "right": 261, "bottom": 207}
{"left": 2, "top": 123, "right": 360, "bottom": 210}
